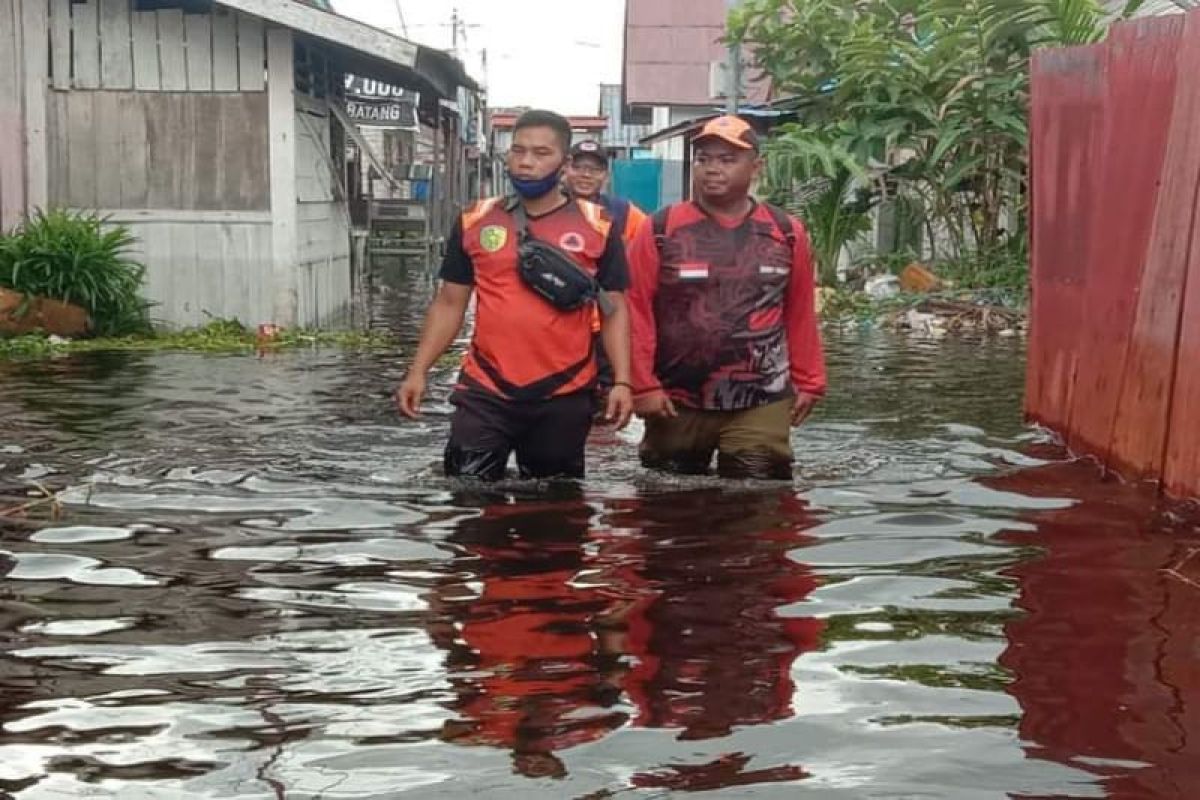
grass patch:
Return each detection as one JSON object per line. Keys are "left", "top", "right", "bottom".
{"left": 0, "top": 319, "right": 399, "bottom": 359}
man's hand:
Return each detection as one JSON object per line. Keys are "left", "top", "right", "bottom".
{"left": 792, "top": 391, "right": 821, "bottom": 426}
{"left": 604, "top": 385, "right": 634, "bottom": 430}
{"left": 395, "top": 372, "right": 428, "bottom": 419}
{"left": 634, "top": 390, "right": 678, "bottom": 419}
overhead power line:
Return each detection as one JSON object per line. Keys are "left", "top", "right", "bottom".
{"left": 392, "top": 0, "right": 408, "bottom": 37}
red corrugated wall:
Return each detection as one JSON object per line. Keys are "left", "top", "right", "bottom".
{"left": 1028, "top": 9, "right": 1200, "bottom": 501}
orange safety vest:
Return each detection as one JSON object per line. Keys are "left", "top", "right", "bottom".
{"left": 457, "top": 197, "right": 614, "bottom": 400}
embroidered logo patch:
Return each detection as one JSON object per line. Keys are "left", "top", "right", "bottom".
{"left": 759, "top": 265, "right": 790, "bottom": 276}
{"left": 480, "top": 225, "right": 508, "bottom": 252}
{"left": 558, "top": 232, "right": 586, "bottom": 253}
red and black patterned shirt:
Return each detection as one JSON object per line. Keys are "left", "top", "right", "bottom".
{"left": 627, "top": 201, "right": 826, "bottom": 411}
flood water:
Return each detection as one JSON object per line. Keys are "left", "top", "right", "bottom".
{"left": 2, "top": 269, "right": 1199, "bottom": 799}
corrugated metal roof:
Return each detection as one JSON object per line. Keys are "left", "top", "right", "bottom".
{"left": 637, "top": 106, "right": 794, "bottom": 145}
{"left": 623, "top": 0, "right": 769, "bottom": 108}
{"left": 218, "top": 0, "right": 478, "bottom": 97}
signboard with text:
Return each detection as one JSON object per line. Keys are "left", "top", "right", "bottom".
{"left": 344, "top": 76, "right": 418, "bottom": 129}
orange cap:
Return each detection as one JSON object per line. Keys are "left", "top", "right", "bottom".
{"left": 693, "top": 115, "right": 759, "bottom": 150}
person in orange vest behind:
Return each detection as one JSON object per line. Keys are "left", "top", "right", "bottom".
{"left": 395, "top": 110, "right": 634, "bottom": 481}
{"left": 563, "top": 140, "right": 649, "bottom": 246}
{"left": 562, "top": 140, "right": 649, "bottom": 420}
{"left": 626, "top": 115, "right": 827, "bottom": 479}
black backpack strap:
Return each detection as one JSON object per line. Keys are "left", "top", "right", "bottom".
{"left": 764, "top": 203, "right": 797, "bottom": 248}
{"left": 651, "top": 206, "right": 672, "bottom": 255}
{"left": 605, "top": 195, "right": 631, "bottom": 241}
{"left": 504, "top": 195, "right": 530, "bottom": 242}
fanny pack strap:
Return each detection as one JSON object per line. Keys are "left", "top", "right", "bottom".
{"left": 504, "top": 195, "right": 615, "bottom": 316}
{"left": 505, "top": 195, "right": 531, "bottom": 243}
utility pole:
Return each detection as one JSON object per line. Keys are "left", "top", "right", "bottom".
{"left": 451, "top": 7, "right": 459, "bottom": 56}
{"left": 725, "top": 0, "right": 741, "bottom": 114}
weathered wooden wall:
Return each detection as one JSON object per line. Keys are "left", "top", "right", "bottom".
{"left": 295, "top": 100, "right": 351, "bottom": 328}
{"left": 1028, "top": 9, "right": 1200, "bottom": 501}
{"left": 0, "top": 0, "right": 24, "bottom": 231}
{"left": 47, "top": 0, "right": 266, "bottom": 93}
{"left": 1, "top": 0, "right": 49, "bottom": 232}
{"left": 33, "top": 0, "right": 281, "bottom": 328}
{"left": 45, "top": 92, "right": 270, "bottom": 211}
{"left": 114, "top": 210, "right": 273, "bottom": 328}
{"left": 26, "top": 0, "right": 357, "bottom": 329}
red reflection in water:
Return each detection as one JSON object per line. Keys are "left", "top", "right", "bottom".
{"left": 431, "top": 497, "right": 625, "bottom": 779}
{"left": 597, "top": 488, "right": 822, "bottom": 790}
{"left": 429, "top": 488, "right": 823, "bottom": 788}
{"left": 985, "top": 461, "right": 1200, "bottom": 800}
{"left": 630, "top": 752, "right": 810, "bottom": 792}
{"left": 593, "top": 490, "right": 824, "bottom": 742}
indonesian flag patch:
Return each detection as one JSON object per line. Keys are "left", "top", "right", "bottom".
{"left": 677, "top": 263, "right": 710, "bottom": 280}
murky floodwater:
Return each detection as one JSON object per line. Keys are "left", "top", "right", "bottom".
{"left": 2, "top": 270, "right": 1199, "bottom": 799}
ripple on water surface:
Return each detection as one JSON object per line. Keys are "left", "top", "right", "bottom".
{"left": 2, "top": 330, "right": 1198, "bottom": 799}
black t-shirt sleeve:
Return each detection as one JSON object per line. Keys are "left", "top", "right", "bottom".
{"left": 437, "top": 218, "right": 474, "bottom": 285}
{"left": 596, "top": 223, "right": 631, "bottom": 292}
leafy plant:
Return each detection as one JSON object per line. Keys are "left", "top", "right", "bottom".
{"left": 936, "top": 242, "right": 1031, "bottom": 291}
{"left": 819, "top": 288, "right": 887, "bottom": 322}
{"left": 0, "top": 209, "right": 152, "bottom": 336}
{"left": 731, "top": 0, "right": 1128, "bottom": 287}
{"left": 761, "top": 127, "right": 878, "bottom": 285}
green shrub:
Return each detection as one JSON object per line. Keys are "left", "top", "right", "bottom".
{"left": 0, "top": 209, "right": 152, "bottom": 336}
{"left": 934, "top": 246, "right": 1029, "bottom": 291}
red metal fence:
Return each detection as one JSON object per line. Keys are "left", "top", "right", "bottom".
{"left": 1028, "top": 9, "right": 1200, "bottom": 500}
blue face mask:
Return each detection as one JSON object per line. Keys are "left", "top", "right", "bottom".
{"left": 508, "top": 166, "right": 564, "bottom": 200}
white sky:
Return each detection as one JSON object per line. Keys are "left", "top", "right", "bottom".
{"left": 331, "top": 0, "right": 627, "bottom": 115}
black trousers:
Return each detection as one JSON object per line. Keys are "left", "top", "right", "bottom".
{"left": 444, "top": 389, "right": 595, "bottom": 481}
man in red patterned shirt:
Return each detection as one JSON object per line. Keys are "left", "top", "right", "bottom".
{"left": 626, "top": 115, "right": 827, "bottom": 479}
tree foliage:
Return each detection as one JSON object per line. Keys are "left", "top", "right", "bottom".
{"left": 733, "top": 0, "right": 1125, "bottom": 284}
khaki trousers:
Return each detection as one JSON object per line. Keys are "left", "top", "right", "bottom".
{"left": 640, "top": 398, "right": 794, "bottom": 480}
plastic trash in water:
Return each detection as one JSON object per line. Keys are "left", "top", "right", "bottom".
{"left": 864, "top": 274, "right": 901, "bottom": 300}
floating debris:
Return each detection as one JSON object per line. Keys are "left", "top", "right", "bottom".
{"left": 883, "top": 297, "right": 1027, "bottom": 335}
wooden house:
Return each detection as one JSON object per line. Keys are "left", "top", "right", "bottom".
{"left": 0, "top": 0, "right": 476, "bottom": 329}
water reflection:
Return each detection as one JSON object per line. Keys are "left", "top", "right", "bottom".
{"left": 427, "top": 487, "right": 822, "bottom": 788}
{"left": 432, "top": 490, "right": 626, "bottom": 779}
{"left": 0, "top": 352, "right": 157, "bottom": 453}
{"left": 988, "top": 463, "right": 1200, "bottom": 800}
{"left": 599, "top": 491, "right": 822, "bottom": 740}
{"left": 598, "top": 489, "right": 822, "bottom": 791}
{"left": 7, "top": 316, "right": 1200, "bottom": 798}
